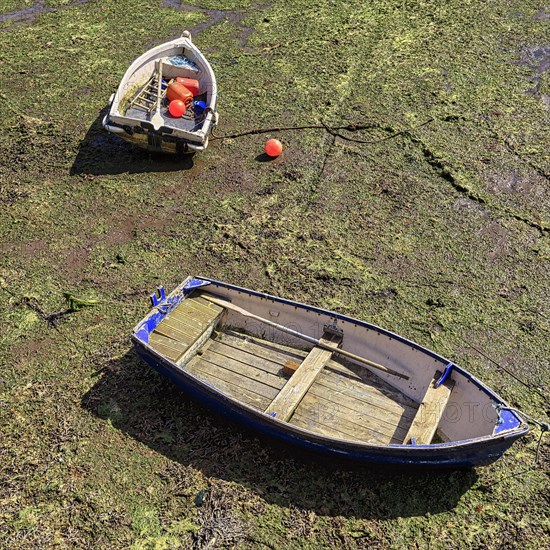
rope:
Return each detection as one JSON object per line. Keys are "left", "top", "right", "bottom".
{"left": 463, "top": 339, "right": 546, "bottom": 400}
{"left": 210, "top": 118, "right": 433, "bottom": 143}
{"left": 534, "top": 429, "right": 546, "bottom": 464}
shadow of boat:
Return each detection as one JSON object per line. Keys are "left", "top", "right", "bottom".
{"left": 70, "top": 106, "right": 196, "bottom": 176}
{"left": 81, "top": 347, "right": 478, "bottom": 519}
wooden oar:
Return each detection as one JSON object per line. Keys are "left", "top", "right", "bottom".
{"left": 200, "top": 293, "right": 409, "bottom": 380}
{"left": 151, "top": 60, "right": 164, "bottom": 130}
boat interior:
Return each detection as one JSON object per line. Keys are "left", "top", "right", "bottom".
{"left": 116, "top": 44, "right": 213, "bottom": 133}
{"left": 142, "top": 291, "right": 503, "bottom": 446}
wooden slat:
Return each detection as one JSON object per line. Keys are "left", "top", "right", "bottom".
{"left": 153, "top": 322, "right": 196, "bottom": 345}
{"left": 149, "top": 342, "right": 181, "bottom": 362}
{"left": 316, "top": 370, "right": 417, "bottom": 420}
{"left": 224, "top": 330, "right": 309, "bottom": 359}
{"left": 169, "top": 304, "right": 217, "bottom": 325}
{"left": 221, "top": 330, "right": 309, "bottom": 364}
{"left": 200, "top": 348, "right": 286, "bottom": 390}
{"left": 212, "top": 335, "right": 299, "bottom": 369}
{"left": 292, "top": 393, "right": 397, "bottom": 444}
{"left": 148, "top": 335, "right": 188, "bottom": 362}
{"left": 212, "top": 332, "right": 313, "bottom": 379}
{"left": 264, "top": 334, "right": 341, "bottom": 422}
{"left": 304, "top": 383, "right": 408, "bottom": 439}
{"left": 149, "top": 332, "right": 190, "bottom": 354}
{"left": 186, "top": 295, "right": 224, "bottom": 316}
{"left": 167, "top": 295, "right": 224, "bottom": 325}
{"left": 186, "top": 356, "right": 280, "bottom": 400}
{"left": 186, "top": 357, "right": 270, "bottom": 410}
{"left": 403, "top": 372, "right": 455, "bottom": 445}
{"left": 194, "top": 295, "right": 225, "bottom": 309}
{"left": 291, "top": 412, "right": 364, "bottom": 443}
{"left": 162, "top": 315, "right": 205, "bottom": 336}
{"left": 208, "top": 340, "right": 285, "bottom": 377}
{"left": 323, "top": 360, "right": 418, "bottom": 408}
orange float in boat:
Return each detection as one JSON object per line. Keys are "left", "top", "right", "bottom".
{"left": 175, "top": 77, "right": 199, "bottom": 96}
{"left": 166, "top": 82, "right": 193, "bottom": 109}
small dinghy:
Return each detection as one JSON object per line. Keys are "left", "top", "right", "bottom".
{"left": 131, "top": 277, "right": 528, "bottom": 468}
{"left": 103, "top": 31, "right": 218, "bottom": 154}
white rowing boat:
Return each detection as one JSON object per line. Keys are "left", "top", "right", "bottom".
{"left": 103, "top": 31, "right": 218, "bottom": 154}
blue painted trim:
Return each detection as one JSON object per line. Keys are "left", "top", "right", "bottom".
{"left": 150, "top": 286, "right": 165, "bottom": 307}
{"left": 183, "top": 278, "right": 212, "bottom": 292}
{"left": 434, "top": 362, "right": 454, "bottom": 388}
{"left": 494, "top": 409, "right": 523, "bottom": 434}
{"left": 134, "top": 278, "right": 212, "bottom": 344}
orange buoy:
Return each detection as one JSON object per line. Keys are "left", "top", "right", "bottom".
{"left": 166, "top": 82, "right": 193, "bottom": 109}
{"left": 168, "top": 100, "right": 186, "bottom": 117}
{"left": 265, "top": 138, "right": 283, "bottom": 157}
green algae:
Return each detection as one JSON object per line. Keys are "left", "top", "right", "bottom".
{"left": 1, "top": 0, "right": 548, "bottom": 548}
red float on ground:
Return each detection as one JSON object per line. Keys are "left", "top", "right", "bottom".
{"left": 265, "top": 138, "right": 283, "bottom": 157}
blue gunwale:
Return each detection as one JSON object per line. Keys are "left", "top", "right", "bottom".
{"left": 131, "top": 276, "right": 529, "bottom": 468}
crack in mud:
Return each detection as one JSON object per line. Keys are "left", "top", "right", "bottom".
{"left": 416, "top": 140, "right": 486, "bottom": 204}
{"left": 410, "top": 135, "right": 548, "bottom": 234}
{"left": 484, "top": 121, "right": 550, "bottom": 184}
{"left": 0, "top": 0, "right": 89, "bottom": 31}
{"left": 163, "top": 1, "right": 272, "bottom": 46}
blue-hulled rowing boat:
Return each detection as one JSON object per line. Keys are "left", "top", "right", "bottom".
{"left": 131, "top": 276, "right": 528, "bottom": 468}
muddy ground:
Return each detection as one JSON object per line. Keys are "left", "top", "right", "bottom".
{"left": 0, "top": 1, "right": 548, "bottom": 548}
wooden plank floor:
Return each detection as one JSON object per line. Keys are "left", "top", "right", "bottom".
{"left": 185, "top": 331, "right": 295, "bottom": 410}
{"left": 183, "top": 330, "right": 419, "bottom": 444}
{"left": 291, "top": 360, "right": 418, "bottom": 444}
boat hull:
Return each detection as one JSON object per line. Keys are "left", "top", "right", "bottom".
{"left": 131, "top": 277, "right": 528, "bottom": 469}
{"left": 133, "top": 342, "right": 523, "bottom": 468}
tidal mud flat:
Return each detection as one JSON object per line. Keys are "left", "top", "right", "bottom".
{"left": 0, "top": 1, "right": 548, "bottom": 547}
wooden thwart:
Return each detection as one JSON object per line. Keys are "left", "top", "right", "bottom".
{"left": 403, "top": 371, "right": 455, "bottom": 445}
{"left": 264, "top": 333, "right": 341, "bottom": 422}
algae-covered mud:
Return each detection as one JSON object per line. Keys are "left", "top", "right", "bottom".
{"left": 1, "top": 1, "right": 548, "bottom": 547}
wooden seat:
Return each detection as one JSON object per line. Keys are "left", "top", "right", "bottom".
{"left": 148, "top": 295, "right": 224, "bottom": 364}
{"left": 403, "top": 371, "right": 455, "bottom": 445}
{"left": 264, "top": 332, "right": 342, "bottom": 422}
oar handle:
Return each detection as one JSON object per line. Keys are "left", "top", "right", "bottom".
{"left": 200, "top": 293, "right": 409, "bottom": 380}
{"left": 156, "top": 61, "right": 163, "bottom": 113}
